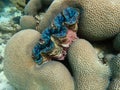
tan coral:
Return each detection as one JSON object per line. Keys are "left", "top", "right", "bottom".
{"left": 4, "top": 29, "right": 74, "bottom": 90}
{"left": 68, "top": 39, "right": 110, "bottom": 90}
{"left": 34, "top": 0, "right": 120, "bottom": 41}
{"left": 24, "top": 0, "right": 42, "bottom": 16}
{"left": 20, "top": 16, "right": 36, "bottom": 29}
{"left": 105, "top": 54, "right": 120, "bottom": 90}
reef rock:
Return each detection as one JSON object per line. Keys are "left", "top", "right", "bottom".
{"left": 29, "top": 0, "right": 120, "bottom": 41}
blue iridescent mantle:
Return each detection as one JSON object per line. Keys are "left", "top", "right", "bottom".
{"left": 32, "top": 7, "right": 79, "bottom": 65}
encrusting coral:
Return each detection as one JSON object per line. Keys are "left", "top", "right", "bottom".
{"left": 68, "top": 39, "right": 110, "bottom": 90}
{"left": 105, "top": 54, "right": 120, "bottom": 90}
{"left": 24, "top": 0, "right": 120, "bottom": 41}
{"left": 4, "top": 30, "right": 74, "bottom": 90}
{"left": 4, "top": 30, "right": 111, "bottom": 89}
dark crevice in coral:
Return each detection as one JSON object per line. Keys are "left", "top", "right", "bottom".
{"left": 37, "top": 0, "right": 53, "bottom": 13}
{"left": 55, "top": 57, "right": 73, "bottom": 76}
{"left": 12, "top": 16, "right": 21, "bottom": 24}
{"left": 93, "top": 38, "right": 118, "bottom": 65}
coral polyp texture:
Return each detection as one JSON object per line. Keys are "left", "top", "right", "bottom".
{"left": 4, "top": 32, "right": 112, "bottom": 90}
{"left": 26, "top": 0, "right": 120, "bottom": 41}
{"left": 4, "top": 30, "right": 74, "bottom": 90}
{"left": 32, "top": 7, "right": 79, "bottom": 65}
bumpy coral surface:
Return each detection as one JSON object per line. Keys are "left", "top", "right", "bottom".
{"left": 32, "top": 7, "right": 79, "bottom": 65}
{"left": 68, "top": 39, "right": 110, "bottom": 90}
{"left": 20, "top": 15, "right": 36, "bottom": 29}
{"left": 26, "top": 0, "right": 120, "bottom": 41}
{"left": 4, "top": 30, "right": 112, "bottom": 89}
{"left": 4, "top": 30, "right": 74, "bottom": 90}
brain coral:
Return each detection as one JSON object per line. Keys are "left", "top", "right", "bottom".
{"left": 4, "top": 30, "right": 74, "bottom": 90}
{"left": 106, "top": 54, "right": 120, "bottom": 90}
{"left": 30, "top": 0, "right": 120, "bottom": 41}
{"left": 68, "top": 39, "right": 110, "bottom": 90}
{"left": 4, "top": 29, "right": 112, "bottom": 90}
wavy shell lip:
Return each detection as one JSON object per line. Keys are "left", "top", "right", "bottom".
{"left": 32, "top": 7, "right": 79, "bottom": 65}
{"left": 53, "top": 13, "right": 65, "bottom": 29}
{"left": 61, "top": 43, "right": 70, "bottom": 48}
{"left": 39, "top": 38, "right": 45, "bottom": 44}
{"left": 48, "top": 45, "right": 67, "bottom": 60}
{"left": 65, "top": 22, "right": 78, "bottom": 32}
{"left": 52, "top": 52, "right": 66, "bottom": 60}
{"left": 59, "top": 29, "right": 78, "bottom": 47}
{"left": 52, "top": 26, "right": 67, "bottom": 38}
{"left": 62, "top": 7, "right": 79, "bottom": 25}
{"left": 48, "top": 29, "right": 77, "bottom": 60}
{"left": 49, "top": 51, "right": 65, "bottom": 60}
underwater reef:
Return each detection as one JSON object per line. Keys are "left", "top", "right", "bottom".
{"left": 9, "top": 0, "right": 53, "bottom": 11}
{"left": 3, "top": 0, "right": 120, "bottom": 90}
{"left": 0, "top": 0, "right": 23, "bottom": 90}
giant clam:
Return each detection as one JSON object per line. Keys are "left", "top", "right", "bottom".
{"left": 32, "top": 7, "right": 79, "bottom": 65}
